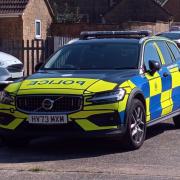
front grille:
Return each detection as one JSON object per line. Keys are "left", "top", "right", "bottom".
{"left": 16, "top": 95, "right": 82, "bottom": 113}
{"left": 7, "top": 64, "right": 23, "bottom": 72}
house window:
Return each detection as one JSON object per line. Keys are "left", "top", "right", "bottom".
{"left": 35, "top": 20, "right": 41, "bottom": 39}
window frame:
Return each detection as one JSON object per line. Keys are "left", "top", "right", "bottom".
{"left": 35, "top": 19, "right": 41, "bottom": 39}
{"left": 140, "top": 39, "right": 180, "bottom": 74}
{"left": 166, "top": 41, "right": 180, "bottom": 61}
{"left": 142, "top": 40, "right": 162, "bottom": 72}
{"left": 155, "top": 40, "right": 174, "bottom": 66}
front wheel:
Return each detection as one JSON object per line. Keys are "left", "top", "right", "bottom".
{"left": 122, "top": 99, "right": 146, "bottom": 150}
{"left": 173, "top": 115, "right": 180, "bottom": 128}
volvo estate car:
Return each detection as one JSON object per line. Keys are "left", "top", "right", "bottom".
{"left": 0, "top": 31, "right": 180, "bottom": 150}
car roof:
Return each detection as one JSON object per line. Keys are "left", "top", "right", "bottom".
{"left": 160, "top": 31, "right": 180, "bottom": 34}
{"left": 70, "top": 38, "right": 140, "bottom": 45}
{"left": 68, "top": 36, "right": 170, "bottom": 46}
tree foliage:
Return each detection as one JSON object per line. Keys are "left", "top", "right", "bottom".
{"left": 52, "top": 1, "right": 81, "bottom": 23}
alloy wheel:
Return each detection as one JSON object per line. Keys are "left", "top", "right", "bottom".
{"left": 130, "top": 106, "right": 145, "bottom": 144}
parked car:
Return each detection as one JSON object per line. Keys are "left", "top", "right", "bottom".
{"left": 170, "top": 26, "right": 180, "bottom": 31}
{"left": 0, "top": 51, "right": 24, "bottom": 79}
{"left": 0, "top": 67, "right": 13, "bottom": 91}
{"left": 0, "top": 52, "right": 24, "bottom": 90}
{"left": 157, "top": 31, "right": 180, "bottom": 47}
{"left": 0, "top": 31, "right": 180, "bottom": 150}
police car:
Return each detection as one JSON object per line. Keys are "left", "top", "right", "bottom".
{"left": 0, "top": 31, "right": 180, "bottom": 149}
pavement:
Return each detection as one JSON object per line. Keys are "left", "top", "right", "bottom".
{"left": 0, "top": 120, "right": 179, "bottom": 180}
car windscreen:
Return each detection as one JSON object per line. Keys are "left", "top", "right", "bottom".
{"left": 158, "top": 33, "right": 180, "bottom": 40}
{"left": 43, "top": 43, "right": 140, "bottom": 70}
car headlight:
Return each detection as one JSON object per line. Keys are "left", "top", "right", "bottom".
{"left": 87, "top": 88, "right": 126, "bottom": 104}
{"left": 0, "top": 91, "right": 14, "bottom": 105}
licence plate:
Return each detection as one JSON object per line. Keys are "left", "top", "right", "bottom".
{"left": 11, "top": 72, "right": 23, "bottom": 78}
{"left": 28, "top": 115, "right": 68, "bottom": 124}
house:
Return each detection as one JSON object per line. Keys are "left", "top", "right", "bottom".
{"left": 0, "top": 0, "right": 55, "bottom": 76}
{"left": 104, "top": 0, "right": 172, "bottom": 24}
{"left": 0, "top": 0, "right": 54, "bottom": 42}
{"left": 162, "top": 0, "right": 180, "bottom": 22}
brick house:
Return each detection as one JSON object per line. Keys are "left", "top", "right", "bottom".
{"left": 51, "top": 0, "right": 172, "bottom": 37}
{"left": 162, "top": 0, "right": 180, "bottom": 22}
{"left": 104, "top": 0, "right": 172, "bottom": 24}
{"left": 0, "top": 0, "right": 54, "bottom": 42}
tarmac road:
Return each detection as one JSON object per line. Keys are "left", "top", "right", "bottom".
{"left": 0, "top": 120, "right": 179, "bottom": 180}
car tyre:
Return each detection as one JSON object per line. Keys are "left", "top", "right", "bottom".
{"left": 122, "top": 99, "right": 146, "bottom": 150}
{"left": 173, "top": 115, "right": 180, "bottom": 128}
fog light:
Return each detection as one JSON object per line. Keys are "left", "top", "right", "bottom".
{"left": 0, "top": 113, "right": 14, "bottom": 125}
{"left": 89, "top": 112, "right": 120, "bottom": 126}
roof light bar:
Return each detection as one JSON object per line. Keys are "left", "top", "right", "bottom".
{"left": 80, "top": 30, "right": 152, "bottom": 40}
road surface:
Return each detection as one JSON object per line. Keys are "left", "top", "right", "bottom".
{"left": 0, "top": 120, "right": 179, "bottom": 180}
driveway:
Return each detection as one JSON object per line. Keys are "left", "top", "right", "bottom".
{"left": 0, "top": 120, "right": 179, "bottom": 180}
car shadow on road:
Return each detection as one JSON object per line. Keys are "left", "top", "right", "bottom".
{"left": 146, "top": 121, "right": 175, "bottom": 140}
{"left": 0, "top": 121, "right": 176, "bottom": 164}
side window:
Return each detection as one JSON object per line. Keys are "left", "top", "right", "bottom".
{"left": 156, "top": 41, "right": 173, "bottom": 65}
{"left": 167, "top": 42, "right": 180, "bottom": 61}
{"left": 144, "top": 41, "right": 161, "bottom": 71}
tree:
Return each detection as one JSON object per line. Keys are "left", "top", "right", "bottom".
{"left": 54, "top": 2, "right": 81, "bottom": 23}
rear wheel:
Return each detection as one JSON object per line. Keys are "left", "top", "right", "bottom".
{"left": 173, "top": 115, "right": 180, "bottom": 128}
{"left": 122, "top": 99, "right": 146, "bottom": 150}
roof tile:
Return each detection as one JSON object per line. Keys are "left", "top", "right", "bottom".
{"left": 0, "top": 0, "right": 29, "bottom": 14}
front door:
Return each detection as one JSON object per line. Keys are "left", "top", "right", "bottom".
{"left": 143, "top": 40, "right": 172, "bottom": 121}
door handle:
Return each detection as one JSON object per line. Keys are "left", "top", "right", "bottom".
{"left": 163, "top": 72, "right": 169, "bottom": 77}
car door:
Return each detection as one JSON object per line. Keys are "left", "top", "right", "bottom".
{"left": 155, "top": 40, "right": 175, "bottom": 116}
{"left": 143, "top": 40, "right": 172, "bottom": 121}
{"left": 166, "top": 42, "right": 180, "bottom": 111}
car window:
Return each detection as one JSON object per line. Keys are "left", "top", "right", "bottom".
{"left": 158, "top": 33, "right": 180, "bottom": 40}
{"left": 156, "top": 41, "right": 173, "bottom": 65}
{"left": 144, "top": 41, "right": 161, "bottom": 71}
{"left": 167, "top": 42, "right": 180, "bottom": 61}
{"left": 44, "top": 43, "right": 140, "bottom": 70}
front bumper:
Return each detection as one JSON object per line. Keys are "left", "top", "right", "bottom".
{"left": 0, "top": 121, "right": 126, "bottom": 139}
{"left": 0, "top": 103, "right": 127, "bottom": 139}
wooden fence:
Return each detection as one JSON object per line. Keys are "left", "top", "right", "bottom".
{"left": 0, "top": 37, "right": 74, "bottom": 76}
{"left": 22, "top": 39, "right": 51, "bottom": 75}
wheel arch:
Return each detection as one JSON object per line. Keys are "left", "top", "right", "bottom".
{"left": 124, "top": 88, "right": 146, "bottom": 124}
{"left": 133, "top": 92, "right": 146, "bottom": 112}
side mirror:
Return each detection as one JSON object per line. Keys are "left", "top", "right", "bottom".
{"left": 35, "top": 62, "right": 44, "bottom": 72}
{"left": 149, "top": 60, "right": 161, "bottom": 75}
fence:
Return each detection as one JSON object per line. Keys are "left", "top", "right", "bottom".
{"left": 0, "top": 37, "right": 73, "bottom": 76}
{"left": 23, "top": 40, "right": 47, "bottom": 75}
{"left": 53, "top": 36, "right": 76, "bottom": 52}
